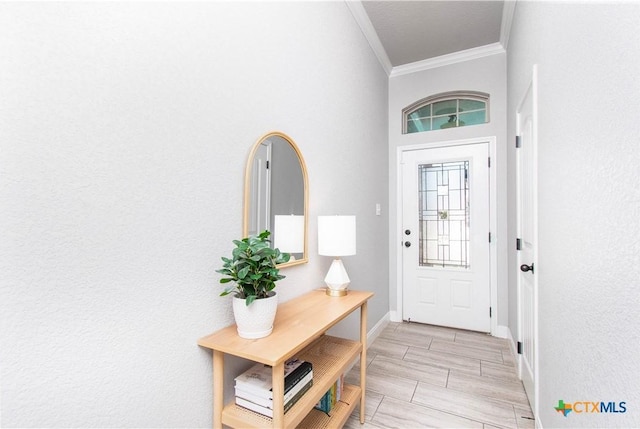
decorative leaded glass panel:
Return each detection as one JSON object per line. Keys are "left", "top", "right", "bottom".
{"left": 418, "top": 161, "right": 470, "bottom": 268}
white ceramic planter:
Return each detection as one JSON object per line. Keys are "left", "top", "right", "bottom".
{"left": 232, "top": 292, "right": 278, "bottom": 339}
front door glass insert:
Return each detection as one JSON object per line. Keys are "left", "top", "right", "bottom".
{"left": 418, "top": 161, "right": 470, "bottom": 268}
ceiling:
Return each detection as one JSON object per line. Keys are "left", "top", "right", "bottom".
{"left": 353, "top": 0, "right": 508, "bottom": 74}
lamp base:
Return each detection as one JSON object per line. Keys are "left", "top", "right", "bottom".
{"left": 326, "top": 287, "right": 348, "bottom": 297}
{"left": 324, "top": 258, "right": 350, "bottom": 298}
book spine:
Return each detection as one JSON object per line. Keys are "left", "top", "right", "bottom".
{"left": 314, "top": 375, "right": 343, "bottom": 414}
{"left": 284, "top": 371, "right": 313, "bottom": 403}
{"left": 337, "top": 373, "right": 344, "bottom": 401}
{"left": 284, "top": 379, "right": 312, "bottom": 413}
{"left": 234, "top": 389, "right": 272, "bottom": 408}
{"left": 324, "top": 390, "right": 331, "bottom": 412}
{"left": 315, "top": 390, "right": 332, "bottom": 413}
{"left": 333, "top": 382, "right": 337, "bottom": 407}
{"left": 235, "top": 371, "right": 313, "bottom": 410}
{"left": 235, "top": 362, "right": 313, "bottom": 399}
{"left": 236, "top": 379, "right": 313, "bottom": 418}
{"left": 284, "top": 362, "right": 312, "bottom": 392}
{"left": 235, "top": 397, "right": 274, "bottom": 418}
{"left": 235, "top": 363, "right": 312, "bottom": 399}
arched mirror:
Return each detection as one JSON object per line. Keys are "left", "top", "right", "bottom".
{"left": 243, "top": 131, "right": 308, "bottom": 267}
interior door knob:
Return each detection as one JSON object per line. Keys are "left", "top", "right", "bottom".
{"left": 404, "top": 241, "right": 411, "bottom": 247}
{"left": 520, "top": 263, "right": 534, "bottom": 273}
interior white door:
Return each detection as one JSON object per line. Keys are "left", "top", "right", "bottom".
{"left": 402, "top": 143, "right": 490, "bottom": 332}
{"left": 517, "top": 66, "right": 538, "bottom": 416}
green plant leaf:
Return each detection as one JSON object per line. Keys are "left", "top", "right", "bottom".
{"left": 245, "top": 295, "right": 257, "bottom": 306}
{"left": 237, "top": 266, "right": 249, "bottom": 280}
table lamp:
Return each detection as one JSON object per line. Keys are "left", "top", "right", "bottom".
{"left": 318, "top": 215, "right": 356, "bottom": 296}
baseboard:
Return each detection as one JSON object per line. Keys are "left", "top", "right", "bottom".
{"left": 495, "top": 325, "right": 517, "bottom": 359}
{"left": 389, "top": 310, "right": 402, "bottom": 322}
{"left": 343, "top": 311, "right": 390, "bottom": 375}
{"left": 367, "top": 311, "right": 390, "bottom": 347}
{"left": 497, "top": 325, "right": 518, "bottom": 360}
{"left": 493, "top": 324, "right": 509, "bottom": 339}
{"left": 499, "top": 326, "right": 543, "bottom": 428}
{"left": 375, "top": 318, "right": 519, "bottom": 360}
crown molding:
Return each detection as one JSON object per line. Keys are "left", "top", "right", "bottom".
{"left": 389, "top": 42, "right": 506, "bottom": 78}
{"left": 500, "top": 0, "right": 517, "bottom": 49}
{"left": 345, "top": 0, "right": 393, "bottom": 76}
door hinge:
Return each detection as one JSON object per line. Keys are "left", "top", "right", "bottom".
{"left": 489, "top": 307, "right": 492, "bottom": 318}
{"left": 488, "top": 157, "right": 491, "bottom": 168}
{"left": 488, "top": 232, "right": 492, "bottom": 243}
{"left": 266, "top": 160, "right": 270, "bottom": 169}
{"left": 516, "top": 135, "right": 522, "bottom": 148}
{"left": 516, "top": 238, "right": 522, "bottom": 250}
{"left": 517, "top": 341, "right": 523, "bottom": 354}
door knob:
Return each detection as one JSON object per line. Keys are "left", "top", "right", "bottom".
{"left": 404, "top": 241, "right": 411, "bottom": 247}
{"left": 520, "top": 263, "right": 534, "bottom": 274}
{"left": 405, "top": 229, "right": 411, "bottom": 235}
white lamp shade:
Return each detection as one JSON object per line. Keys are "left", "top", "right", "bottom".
{"left": 274, "top": 215, "right": 305, "bottom": 253}
{"left": 318, "top": 215, "right": 356, "bottom": 256}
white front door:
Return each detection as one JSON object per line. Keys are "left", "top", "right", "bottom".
{"left": 517, "top": 66, "right": 539, "bottom": 416}
{"left": 401, "top": 143, "right": 491, "bottom": 332}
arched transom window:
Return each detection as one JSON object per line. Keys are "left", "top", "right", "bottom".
{"left": 403, "top": 91, "right": 489, "bottom": 134}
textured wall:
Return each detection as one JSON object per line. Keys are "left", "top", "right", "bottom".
{"left": 0, "top": 2, "right": 388, "bottom": 427}
{"left": 507, "top": 2, "right": 640, "bottom": 427}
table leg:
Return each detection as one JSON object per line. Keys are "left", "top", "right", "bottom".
{"left": 271, "top": 361, "right": 285, "bottom": 428}
{"left": 360, "top": 301, "right": 367, "bottom": 424}
{"left": 213, "top": 350, "right": 224, "bottom": 429}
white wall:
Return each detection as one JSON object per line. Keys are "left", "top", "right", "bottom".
{"left": 388, "top": 54, "right": 508, "bottom": 329}
{"left": 0, "top": 2, "right": 389, "bottom": 427}
{"left": 507, "top": 2, "right": 640, "bottom": 427}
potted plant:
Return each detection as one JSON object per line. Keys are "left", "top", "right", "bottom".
{"left": 217, "top": 230, "right": 290, "bottom": 339}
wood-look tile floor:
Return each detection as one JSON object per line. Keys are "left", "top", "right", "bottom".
{"left": 343, "top": 322, "right": 535, "bottom": 429}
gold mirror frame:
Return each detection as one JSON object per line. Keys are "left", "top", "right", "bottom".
{"left": 243, "top": 131, "right": 309, "bottom": 268}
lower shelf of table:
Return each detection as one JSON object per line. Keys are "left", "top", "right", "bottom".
{"left": 221, "top": 335, "right": 363, "bottom": 429}
{"left": 296, "top": 384, "right": 361, "bottom": 429}
{"left": 224, "top": 383, "right": 361, "bottom": 429}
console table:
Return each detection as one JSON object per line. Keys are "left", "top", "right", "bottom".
{"left": 198, "top": 289, "right": 373, "bottom": 429}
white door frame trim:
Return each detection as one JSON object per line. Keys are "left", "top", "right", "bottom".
{"left": 395, "top": 136, "right": 498, "bottom": 335}
{"left": 516, "top": 65, "right": 540, "bottom": 420}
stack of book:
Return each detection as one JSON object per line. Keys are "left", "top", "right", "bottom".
{"left": 234, "top": 358, "right": 313, "bottom": 418}
{"left": 314, "top": 374, "right": 344, "bottom": 414}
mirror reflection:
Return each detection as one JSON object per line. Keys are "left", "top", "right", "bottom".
{"left": 243, "top": 132, "right": 308, "bottom": 267}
